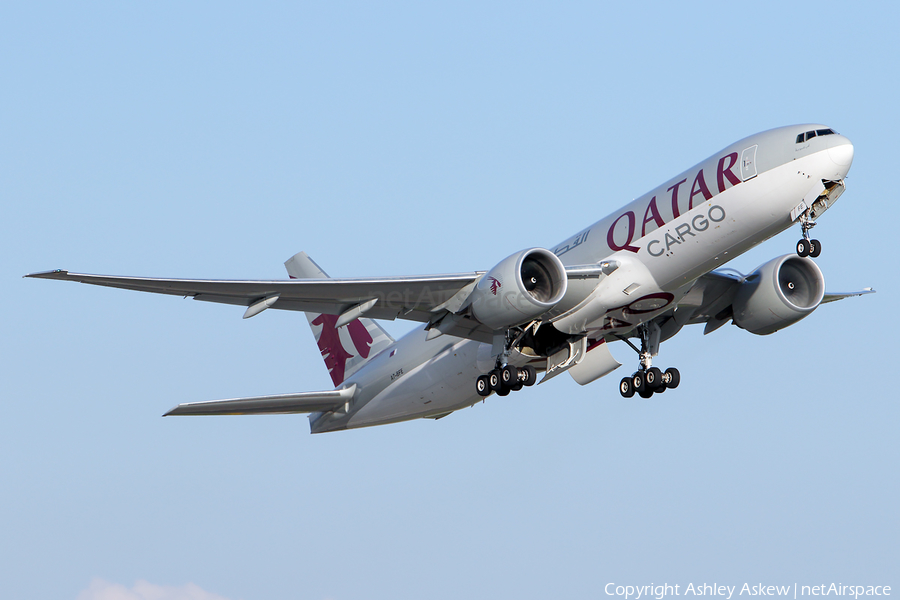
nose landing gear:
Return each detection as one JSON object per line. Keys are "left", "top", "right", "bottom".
{"left": 796, "top": 213, "right": 821, "bottom": 258}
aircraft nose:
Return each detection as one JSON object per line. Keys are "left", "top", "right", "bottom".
{"left": 828, "top": 137, "right": 854, "bottom": 168}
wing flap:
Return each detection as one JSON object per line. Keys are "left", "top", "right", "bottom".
{"left": 164, "top": 385, "right": 356, "bottom": 416}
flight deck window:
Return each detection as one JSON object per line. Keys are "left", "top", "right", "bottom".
{"left": 796, "top": 129, "right": 836, "bottom": 144}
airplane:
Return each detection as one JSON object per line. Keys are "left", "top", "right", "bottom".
{"left": 27, "top": 124, "right": 874, "bottom": 433}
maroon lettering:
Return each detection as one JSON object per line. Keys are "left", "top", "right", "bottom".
{"left": 668, "top": 178, "right": 687, "bottom": 218}
{"left": 689, "top": 169, "right": 713, "bottom": 207}
{"left": 716, "top": 152, "right": 741, "bottom": 193}
{"left": 641, "top": 196, "right": 665, "bottom": 236}
{"left": 606, "top": 211, "right": 640, "bottom": 253}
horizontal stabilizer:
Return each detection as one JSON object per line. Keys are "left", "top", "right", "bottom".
{"left": 164, "top": 385, "right": 355, "bottom": 416}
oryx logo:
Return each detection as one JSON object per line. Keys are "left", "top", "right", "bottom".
{"left": 488, "top": 276, "right": 502, "bottom": 295}
{"left": 311, "top": 314, "right": 374, "bottom": 386}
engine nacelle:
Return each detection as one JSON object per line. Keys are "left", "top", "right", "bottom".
{"left": 732, "top": 255, "right": 825, "bottom": 335}
{"left": 470, "top": 248, "right": 567, "bottom": 330}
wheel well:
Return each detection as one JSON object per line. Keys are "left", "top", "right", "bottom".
{"left": 518, "top": 323, "right": 576, "bottom": 357}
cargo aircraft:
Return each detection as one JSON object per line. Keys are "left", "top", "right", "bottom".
{"left": 28, "top": 124, "right": 873, "bottom": 433}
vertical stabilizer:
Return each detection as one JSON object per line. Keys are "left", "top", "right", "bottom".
{"left": 284, "top": 252, "right": 395, "bottom": 387}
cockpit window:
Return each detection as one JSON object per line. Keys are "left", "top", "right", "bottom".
{"left": 796, "top": 128, "right": 836, "bottom": 143}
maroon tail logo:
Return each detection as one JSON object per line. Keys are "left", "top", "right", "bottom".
{"left": 311, "top": 314, "right": 374, "bottom": 386}
{"left": 488, "top": 276, "right": 502, "bottom": 295}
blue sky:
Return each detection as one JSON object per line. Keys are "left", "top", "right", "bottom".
{"left": 2, "top": 2, "right": 897, "bottom": 599}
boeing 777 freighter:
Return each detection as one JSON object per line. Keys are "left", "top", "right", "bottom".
{"left": 28, "top": 124, "right": 873, "bottom": 432}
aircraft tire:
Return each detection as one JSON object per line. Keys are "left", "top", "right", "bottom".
{"left": 522, "top": 365, "right": 537, "bottom": 386}
{"left": 632, "top": 371, "right": 646, "bottom": 393}
{"left": 646, "top": 367, "right": 663, "bottom": 390}
{"left": 619, "top": 377, "right": 635, "bottom": 398}
{"left": 810, "top": 239, "right": 822, "bottom": 257}
{"left": 638, "top": 389, "right": 654, "bottom": 399}
{"left": 496, "top": 385, "right": 511, "bottom": 396}
{"left": 488, "top": 369, "right": 502, "bottom": 391}
{"left": 797, "top": 239, "right": 810, "bottom": 257}
{"left": 664, "top": 367, "right": 681, "bottom": 389}
{"left": 501, "top": 365, "right": 518, "bottom": 386}
{"left": 476, "top": 375, "right": 491, "bottom": 397}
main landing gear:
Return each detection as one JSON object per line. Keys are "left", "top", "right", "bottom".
{"left": 617, "top": 322, "right": 680, "bottom": 399}
{"left": 619, "top": 366, "right": 680, "bottom": 398}
{"left": 476, "top": 364, "right": 538, "bottom": 397}
{"left": 796, "top": 214, "right": 822, "bottom": 258}
{"left": 475, "top": 324, "right": 542, "bottom": 397}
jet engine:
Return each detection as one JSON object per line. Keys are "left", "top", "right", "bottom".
{"left": 469, "top": 248, "right": 567, "bottom": 330}
{"left": 732, "top": 255, "right": 825, "bottom": 335}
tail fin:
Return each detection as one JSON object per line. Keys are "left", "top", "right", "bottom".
{"left": 284, "top": 252, "right": 395, "bottom": 387}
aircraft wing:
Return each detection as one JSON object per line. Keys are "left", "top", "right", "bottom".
{"left": 164, "top": 385, "right": 356, "bottom": 416}
{"left": 671, "top": 270, "right": 874, "bottom": 335}
{"left": 822, "top": 288, "right": 875, "bottom": 303}
{"left": 26, "top": 265, "right": 610, "bottom": 344}
{"left": 26, "top": 268, "right": 482, "bottom": 324}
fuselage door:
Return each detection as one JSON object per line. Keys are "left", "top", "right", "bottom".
{"left": 740, "top": 144, "right": 758, "bottom": 181}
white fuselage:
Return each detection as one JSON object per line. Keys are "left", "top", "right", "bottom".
{"left": 311, "top": 125, "right": 854, "bottom": 433}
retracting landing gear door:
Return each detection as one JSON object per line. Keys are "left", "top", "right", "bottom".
{"left": 741, "top": 144, "right": 758, "bottom": 181}
{"left": 811, "top": 179, "right": 846, "bottom": 218}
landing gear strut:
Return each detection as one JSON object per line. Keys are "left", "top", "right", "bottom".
{"left": 796, "top": 213, "right": 821, "bottom": 258}
{"left": 617, "top": 323, "right": 680, "bottom": 399}
{"left": 475, "top": 323, "right": 540, "bottom": 397}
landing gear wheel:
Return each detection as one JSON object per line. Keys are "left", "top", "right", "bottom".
{"left": 488, "top": 369, "right": 502, "bottom": 392}
{"left": 475, "top": 375, "right": 491, "bottom": 397}
{"left": 619, "top": 377, "right": 635, "bottom": 398}
{"left": 645, "top": 367, "right": 663, "bottom": 391}
{"left": 496, "top": 386, "right": 510, "bottom": 396}
{"left": 809, "top": 239, "right": 822, "bottom": 258}
{"left": 501, "top": 365, "right": 519, "bottom": 386}
{"left": 632, "top": 371, "right": 646, "bottom": 393}
{"left": 664, "top": 367, "right": 680, "bottom": 389}
{"left": 638, "top": 389, "right": 654, "bottom": 399}
{"left": 511, "top": 380, "right": 524, "bottom": 392}
{"left": 521, "top": 365, "right": 537, "bottom": 387}
{"left": 797, "top": 239, "right": 811, "bottom": 257}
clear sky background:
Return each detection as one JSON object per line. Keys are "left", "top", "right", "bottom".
{"left": 2, "top": 2, "right": 897, "bottom": 599}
